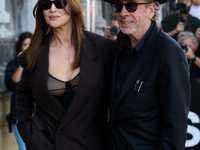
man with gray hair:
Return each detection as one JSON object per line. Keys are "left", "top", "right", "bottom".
{"left": 178, "top": 31, "right": 200, "bottom": 77}
{"left": 103, "top": 0, "right": 190, "bottom": 149}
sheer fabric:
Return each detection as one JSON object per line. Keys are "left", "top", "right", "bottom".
{"left": 47, "top": 73, "right": 80, "bottom": 110}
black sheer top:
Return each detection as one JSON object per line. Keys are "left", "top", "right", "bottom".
{"left": 47, "top": 73, "right": 80, "bottom": 110}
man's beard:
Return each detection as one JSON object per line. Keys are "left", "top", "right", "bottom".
{"left": 181, "top": 5, "right": 191, "bottom": 14}
{"left": 121, "top": 26, "right": 137, "bottom": 35}
{"left": 119, "top": 22, "right": 138, "bottom": 35}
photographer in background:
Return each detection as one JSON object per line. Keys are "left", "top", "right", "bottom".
{"left": 5, "top": 31, "right": 32, "bottom": 150}
{"left": 104, "top": 13, "right": 120, "bottom": 40}
{"left": 178, "top": 31, "right": 200, "bottom": 78}
{"left": 161, "top": 0, "right": 200, "bottom": 41}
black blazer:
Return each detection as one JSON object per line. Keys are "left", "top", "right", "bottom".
{"left": 108, "top": 23, "right": 190, "bottom": 150}
{"left": 16, "top": 30, "right": 118, "bottom": 150}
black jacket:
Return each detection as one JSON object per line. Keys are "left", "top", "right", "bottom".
{"left": 108, "top": 22, "right": 190, "bottom": 150}
{"left": 16, "top": 30, "right": 118, "bottom": 150}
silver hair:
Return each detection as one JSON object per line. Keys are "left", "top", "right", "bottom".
{"left": 145, "top": 0, "right": 160, "bottom": 21}
{"left": 177, "top": 31, "right": 197, "bottom": 44}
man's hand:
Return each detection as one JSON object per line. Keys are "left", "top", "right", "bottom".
{"left": 185, "top": 45, "right": 195, "bottom": 60}
{"left": 18, "top": 45, "right": 29, "bottom": 57}
{"left": 104, "top": 26, "right": 112, "bottom": 38}
{"left": 195, "top": 28, "right": 200, "bottom": 42}
{"left": 104, "top": 26, "right": 117, "bottom": 40}
{"left": 166, "top": 22, "right": 185, "bottom": 37}
{"left": 176, "top": 22, "right": 184, "bottom": 32}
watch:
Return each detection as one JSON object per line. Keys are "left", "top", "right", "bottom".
{"left": 191, "top": 55, "right": 196, "bottom": 62}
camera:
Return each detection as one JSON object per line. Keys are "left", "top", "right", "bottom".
{"left": 176, "top": 2, "right": 187, "bottom": 13}
{"left": 171, "top": 1, "right": 187, "bottom": 12}
{"left": 181, "top": 43, "right": 188, "bottom": 53}
{"left": 179, "top": 16, "right": 186, "bottom": 23}
{"left": 170, "top": 1, "right": 187, "bottom": 23}
{"left": 110, "top": 26, "right": 119, "bottom": 36}
{"left": 170, "top": 1, "right": 187, "bottom": 13}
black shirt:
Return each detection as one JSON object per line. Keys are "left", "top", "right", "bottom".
{"left": 115, "top": 21, "right": 155, "bottom": 98}
{"left": 48, "top": 73, "right": 80, "bottom": 111}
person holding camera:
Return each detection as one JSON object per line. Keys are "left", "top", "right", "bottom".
{"left": 161, "top": 0, "right": 200, "bottom": 41}
{"left": 5, "top": 31, "right": 32, "bottom": 150}
{"left": 104, "top": 13, "right": 120, "bottom": 40}
{"left": 178, "top": 31, "right": 200, "bottom": 77}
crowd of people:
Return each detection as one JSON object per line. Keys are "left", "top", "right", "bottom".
{"left": 4, "top": 0, "right": 200, "bottom": 149}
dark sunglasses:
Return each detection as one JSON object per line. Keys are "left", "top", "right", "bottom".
{"left": 39, "top": 1, "right": 67, "bottom": 10}
{"left": 111, "top": 2, "right": 150, "bottom": 13}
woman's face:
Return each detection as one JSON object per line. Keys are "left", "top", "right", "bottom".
{"left": 42, "top": 0, "right": 72, "bottom": 29}
{"left": 21, "top": 38, "right": 31, "bottom": 51}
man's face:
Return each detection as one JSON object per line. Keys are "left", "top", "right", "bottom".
{"left": 179, "top": 0, "right": 192, "bottom": 13}
{"left": 111, "top": 19, "right": 120, "bottom": 29}
{"left": 180, "top": 38, "right": 195, "bottom": 50}
{"left": 116, "top": 0, "right": 155, "bottom": 36}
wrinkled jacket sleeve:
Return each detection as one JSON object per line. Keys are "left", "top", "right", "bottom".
{"left": 158, "top": 44, "right": 190, "bottom": 150}
{"left": 15, "top": 55, "right": 34, "bottom": 141}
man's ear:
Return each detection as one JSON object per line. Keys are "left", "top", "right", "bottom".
{"left": 148, "top": 3, "right": 156, "bottom": 20}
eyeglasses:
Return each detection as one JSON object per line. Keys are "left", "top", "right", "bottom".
{"left": 111, "top": 2, "right": 150, "bottom": 13}
{"left": 39, "top": 1, "right": 67, "bottom": 10}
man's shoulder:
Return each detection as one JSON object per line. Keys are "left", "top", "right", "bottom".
{"left": 188, "top": 14, "right": 200, "bottom": 22}
{"left": 154, "top": 29, "right": 180, "bottom": 51}
{"left": 162, "top": 13, "right": 178, "bottom": 21}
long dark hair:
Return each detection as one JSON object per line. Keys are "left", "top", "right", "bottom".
{"left": 15, "top": 32, "right": 32, "bottom": 60}
{"left": 25, "top": 0, "right": 85, "bottom": 71}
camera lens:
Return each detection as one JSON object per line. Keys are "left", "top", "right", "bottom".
{"left": 110, "top": 26, "right": 119, "bottom": 36}
{"left": 181, "top": 44, "right": 188, "bottom": 53}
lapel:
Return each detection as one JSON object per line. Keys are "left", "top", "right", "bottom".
{"left": 31, "top": 32, "right": 66, "bottom": 120}
{"left": 109, "top": 37, "right": 124, "bottom": 112}
{"left": 57, "top": 32, "right": 102, "bottom": 130}
{"left": 112, "top": 24, "right": 161, "bottom": 109}
{"left": 32, "top": 31, "right": 101, "bottom": 128}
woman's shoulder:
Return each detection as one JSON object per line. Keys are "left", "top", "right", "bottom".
{"left": 83, "top": 30, "right": 118, "bottom": 45}
{"left": 83, "top": 30, "right": 118, "bottom": 57}
{"left": 17, "top": 52, "right": 27, "bottom": 68}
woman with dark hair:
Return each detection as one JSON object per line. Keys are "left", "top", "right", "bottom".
{"left": 16, "top": 0, "right": 118, "bottom": 149}
{"left": 5, "top": 31, "right": 32, "bottom": 150}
